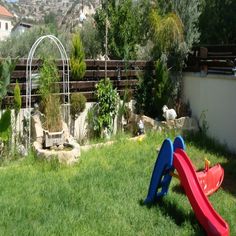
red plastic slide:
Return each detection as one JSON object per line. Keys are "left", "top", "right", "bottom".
{"left": 173, "top": 149, "right": 229, "bottom": 236}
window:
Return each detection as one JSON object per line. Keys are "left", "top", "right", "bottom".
{"left": 5, "top": 22, "right": 8, "bottom": 31}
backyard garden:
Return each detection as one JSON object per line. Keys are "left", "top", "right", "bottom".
{"left": 0, "top": 131, "right": 235, "bottom": 235}
{"left": 0, "top": 0, "right": 235, "bottom": 235}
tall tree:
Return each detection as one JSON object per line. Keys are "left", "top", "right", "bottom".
{"left": 199, "top": 0, "right": 236, "bottom": 44}
{"left": 172, "top": 0, "right": 202, "bottom": 50}
{"left": 80, "top": 18, "right": 102, "bottom": 59}
{"left": 149, "top": 9, "right": 184, "bottom": 56}
{"left": 94, "top": 0, "right": 141, "bottom": 59}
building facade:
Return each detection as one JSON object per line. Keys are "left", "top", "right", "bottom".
{"left": 0, "top": 5, "right": 13, "bottom": 40}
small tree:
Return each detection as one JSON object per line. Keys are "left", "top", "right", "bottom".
{"left": 80, "top": 18, "right": 102, "bottom": 59}
{"left": 70, "top": 93, "right": 86, "bottom": 136}
{"left": 13, "top": 81, "right": 22, "bottom": 144}
{"left": 88, "top": 79, "right": 119, "bottom": 138}
{"left": 94, "top": 0, "right": 142, "bottom": 59}
{"left": 39, "top": 58, "right": 62, "bottom": 132}
{"left": 153, "top": 60, "right": 172, "bottom": 117}
{"left": 135, "top": 59, "right": 171, "bottom": 119}
{"left": 70, "top": 33, "right": 86, "bottom": 80}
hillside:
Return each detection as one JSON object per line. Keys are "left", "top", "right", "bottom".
{"left": 1, "top": 0, "right": 100, "bottom": 29}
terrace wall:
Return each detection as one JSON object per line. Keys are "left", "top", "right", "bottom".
{"left": 183, "top": 72, "right": 236, "bottom": 153}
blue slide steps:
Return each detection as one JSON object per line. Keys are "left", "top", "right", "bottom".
{"left": 143, "top": 139, "right": 173, "bottom": 204}
{"left": 143, "top": 136, "right": 185, "bottom": 205}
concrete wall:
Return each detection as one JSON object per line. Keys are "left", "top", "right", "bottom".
{"left": 183, "top": 72, "right": 236, "bottom": 153}
{"left": 10, "top": 100, "right": 135, "bottom": 145}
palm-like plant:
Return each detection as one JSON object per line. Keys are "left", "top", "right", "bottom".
{"left": 149, "top": 9, "right": 184, "bottom": 55}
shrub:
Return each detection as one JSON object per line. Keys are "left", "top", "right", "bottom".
{"left": 70, "top": 33, "right": 86, "bottom": 80}
{"left": 38, "top": 58, "right": 60, "bottom": 99}
{"left": 135, "top": 59, "right": 172, "bottom": 119}
{"left": 88, "top": 78, "right": 119, "bottom": 137}
{"left": 39, "top": 59, "right": 62, "bottom": 132}
{"left": 41, "top": 95, "right": 62, "bottom": 132}
{"left": 80, "top": 18, "right": 102, "bottom": 59}
{"left": 70, "top": 93, "right": 86, "bottom": 120}
{"left": 0, "top": 109, "right": 11, "bottom": 143}
{"left": 14, "top": 81, "right": 21, "bottom": 117}
{"left": 13, "top": 81, "right": 22, "bottom": 144}
{"left": 0, "top": 109, "right": 12, "bottom": 157}
{"left": 0, "top": 58, "right": 17, "bottom": 108}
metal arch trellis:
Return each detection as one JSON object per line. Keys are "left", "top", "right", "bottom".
{"left": 26, "top": 35, "right": 70, "bottom": 151}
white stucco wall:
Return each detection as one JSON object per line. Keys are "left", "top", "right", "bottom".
{"left": 183, "top": 72, "right": 236, "bottom": 153}
{"left": 0, "top": 17, "right": 13, "bottom": 40}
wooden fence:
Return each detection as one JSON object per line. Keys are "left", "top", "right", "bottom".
{"left": 3, "top": 59, "right": 154, "bottom": 108}
{"left": 184, "top": 45, "right": 236, "bottom": 75}
{"left": 2, "top": 44, "right": 236, "bottom": 108}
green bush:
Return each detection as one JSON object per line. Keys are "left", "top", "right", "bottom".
{"left": 80, "top": 18, "right": 102, "bottom": 59}
{"left": 0, "top": 109, "right": 11, "bottom": 143}
{"left": 14, "top": 81, "right": 21, "bottom": 116}
{"left": 89, "top": 78, "right": 119, "bottom": 137}
{"left": 135, "top": 59, "right": 172, "bottom": 119}
{"left": 39, "top": 59, "right": 62, "bottom": 132}
{"left": 39, "top": 58, "right": 60, "bottom": 99}
{"left": 70, "top": 33, "right": 86, "bottom": 80}
{"left": 0, "top": 58, "right": 17, "bottom": 108}
{"left": 70, "top": 93, "right": 86, "bottom": 120}
{"left": 13, "top": 81, "right": 22, "bottom": 144}
{"left": 94, "top": 0, "right": 142, "bottom": 60}
{"left": 41, "top": 95, "right": 62, "bottom": 132}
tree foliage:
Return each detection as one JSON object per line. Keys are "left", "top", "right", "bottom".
{"left": 39, "top": 59, "right": 62, "bottom": 132}
{"left": 41, "top": 94, "right": 62, "bottom": 132}
{"left": 70, "top": 33, "right": 86, "bottom": 80}
{"left": 149, "top": 9, "right": 184, "bottom": 56}
{"left": 80, "top": 18, "right": 102, "bottom": 59}
{"left": 0, "top": 109, "right": 11, "bottom": 142}
{"left": 0, "top": 25, "right": 70, "bottom": 58}
{"left": 39, "top": 58, "right": 60, "bottom": 99}
{"left": 14, "top": 81, "right": 21, "bottom": 117}
{"left": 0, "top": 58, "right": 17, "bottom": 108}
{"left": 92, "top": 78, "right": 119, "bottom": 136}
{"left": 199, "top": 0, "right": 236, "bottom": 44}
{"left": 94, "top": 0, "right": 142, "bottom": 59}
{"left": 149, "top": 0, "right": 202, "bottom": 68}
{"left": 70, "top": 93, "right": 86, "bottom": 121}
{"left": 172, "top": 0, "right": 202, "bottom": 49}
{"left": 135, "top": 59, "right": 172, "bottom": 118}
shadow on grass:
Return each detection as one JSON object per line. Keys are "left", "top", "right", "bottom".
{"left": 172, "top": 184, "right": 185, "bottom": 195}
{"left": 184, "top": 132, "right": 236, "bottom": 197}
{"left": 140, "top": 198, "right": 205, "bottom": 236}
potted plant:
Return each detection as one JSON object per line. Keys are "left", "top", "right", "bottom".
{"left": 38, "top": 58, "right": 64, "bottom": 148}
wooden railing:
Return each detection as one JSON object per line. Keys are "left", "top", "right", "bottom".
{"left": 3, "top": 59, "right": 154, "bottom": 108}
{"left": 3, "top": 45, "right": 236, "bottom": 108}
{"left": 184, "top": 45, "right": 236, "bottom": 75}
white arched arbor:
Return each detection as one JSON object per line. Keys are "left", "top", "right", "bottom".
{"left": 26, "top": 35, "right": 70, "bottom": 151}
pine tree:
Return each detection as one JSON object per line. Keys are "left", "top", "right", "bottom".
{"left": 13, "top": 81, "right": 22, "bottom": 145}
{"left": 70, "top": 33, "right": 86, "bottom": 80}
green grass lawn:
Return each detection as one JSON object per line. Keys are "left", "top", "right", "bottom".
{"left": 0, "top": 131, "right": 235, "bottom": 235}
